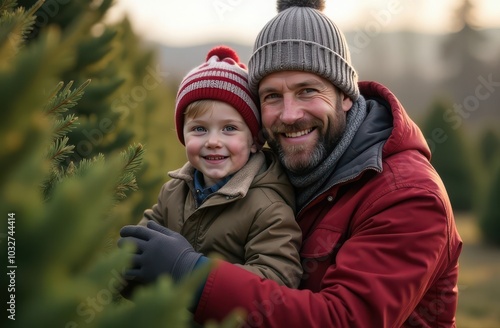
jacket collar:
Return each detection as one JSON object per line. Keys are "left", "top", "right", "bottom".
{"left": 329, "top": 80, "right": 431, "bottom": 186}
{"left": 359, "top": 81, "right": 431, "bottom": 160}
{"left": 168, "top": 151, "right": 266, "bottom": 200}
{"left": 299, "top": 81, "right": 430, "bottom": 213}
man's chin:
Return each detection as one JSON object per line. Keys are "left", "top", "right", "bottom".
{"left": 280, "top": 148, "right": 316, "bottom": 173}
{"left": 268, "top": 138, "right": 321, "bottom": 172}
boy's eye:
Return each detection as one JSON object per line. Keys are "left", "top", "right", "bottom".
{"left": 223, "top": 125, "right": 237, "bottom": 132}
{"left": 193, "top": 126, "right": 206, "bottom": 132}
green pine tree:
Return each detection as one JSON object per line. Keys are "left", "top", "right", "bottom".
{"left": 1, "top": 1, "right": 242, "bottom": 327}
{"left": 476, "top": 128, "right": 500, "bottom": 246}
{"left": 478, "top": 128, "right": 500, "bottom": 172}
{"left": 421, "top": 97, "right": 477, "bottom": 212}
{"left": 478, "top": 158, "right": 500, "bottom": 246}
{"left": 16, "top": 0, "right": 189, "bottom": 225}
{"left": 17, "top": 0, "right": 139, "bottom": 163}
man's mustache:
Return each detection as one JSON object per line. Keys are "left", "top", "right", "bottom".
{"left": 269, "top": 119, "right": 323, "bottom": 134}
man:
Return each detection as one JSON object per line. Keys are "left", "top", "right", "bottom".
{"left": 118, "top": 0, "right": 463, "bottom": 326}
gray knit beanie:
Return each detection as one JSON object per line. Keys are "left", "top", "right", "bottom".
{"left": 248, "top": 0, "right": 359, "bottom": 100}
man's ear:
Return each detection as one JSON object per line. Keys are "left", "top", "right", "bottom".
{"left": 341, "top": 92, "right": 353, "bottom": 112}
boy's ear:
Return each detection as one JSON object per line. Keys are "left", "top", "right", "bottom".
{"left": 250, "top": 141, "right": 258, "bottom": 153}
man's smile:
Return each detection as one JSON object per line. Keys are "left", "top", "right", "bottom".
{"left": 284, "top": 128, "right": 314, "bottom": 138}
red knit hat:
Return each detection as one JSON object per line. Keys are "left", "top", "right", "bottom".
{"left": 175, "top": 46, "right": 260, "bottom": 146}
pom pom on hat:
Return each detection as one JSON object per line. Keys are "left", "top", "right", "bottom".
{"left": 277, "top": 0, "right": 325, "bottom": 12}
{"left": 206, "top": 46, "right": 239, "bottom": 61}
{"left": 175, "top": 45, "right": 260, "bottom": 146}
{"left": 206, "top": 46, "right": 247, "bottom": 68}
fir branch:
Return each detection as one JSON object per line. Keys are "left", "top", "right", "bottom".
{"left": 42, "top": 135, "right": 74, "bottom": 200}
{"left": 49, "top": 136, "right": 75, "bottom": 164}
{"left": 0, "top": 7, "right": 26, "bottom": 62}
{"left": 52, "top": 113, "right": 78, "bottom": 139}
{"left": 44, "top": 79, "right": 91, "bottom": 116}
{"left": 19, "top": 0, "right": 45, "bottom": 39}
{"left": 0, "top": 0, "right": 17, "bottom": 13}
{"left": 0, "top": 0, "right": 44, "bottom": 63}
{"left": 115, "top": 172, "right": 138, "bottom": 200}
{"left": 121, "top": 143, "right": 144, "bottom": 174}
{"left": 45, "top": 81, "right": 65, "bottom": 105}
{"left": 65, "top": 160, "right": 76, "bottom": 176}
{"left": 41, "top": 168, "right": 61, "bottom": 201}
{"left": 114, "top": 143, "right": 144, "bottom": 200}
{"left": 43, "top": 154, "right": 106, "bottom": 201}
{"left": 73, "top": 154, "right": 106, "bottom": 177}
{"left": 41, "top": 80, "right": 89, "bottom": 200}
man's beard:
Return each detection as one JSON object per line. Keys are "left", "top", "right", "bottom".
{"left": 265, "top": 112, "right": 347, "bottom": 174}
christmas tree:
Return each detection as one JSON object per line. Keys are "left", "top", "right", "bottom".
{"left": 0, "top": 1, "right": 241, "bottom": 326}
{"left": 421, "top": 97, "right": 477, "bottom": 212}
{"left": 16, "top": 0, "right": 185, "bottom": 222}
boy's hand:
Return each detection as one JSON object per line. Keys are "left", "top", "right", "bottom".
{"left": 118, "top": 221, "right": 202, "bottom": 283}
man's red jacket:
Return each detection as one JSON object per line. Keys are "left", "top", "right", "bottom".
{"left": 194, "top": 81, "right": 463, "bottom": 328}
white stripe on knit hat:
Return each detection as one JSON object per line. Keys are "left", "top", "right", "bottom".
{"left": 176, "top": 79, "right": 260, "bottom": 124}
{"left": 180, "top": 69, "right": 250, "bottom": 95}
{"left": 190, "top": 61, "right": 248, "bottom": 80}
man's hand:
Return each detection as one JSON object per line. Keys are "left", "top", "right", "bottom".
{"left": 118, "top": 221, "right": 202, "bottom": 283}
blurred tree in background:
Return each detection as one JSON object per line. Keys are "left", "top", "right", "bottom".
{"left": 476, "top": 128, "right": 500, "bottom": 245}
{"left": 0, "top": 0, "right": 240, "bottom": 327}
{"left": 476, "top": 127, "right": 500, "bottom": 207}
{"left": 421, "top": 97, "right": 477, "bottom": 212}
{"left": 478, "top": 158, "right": 500, "bottom": 246}
{"left": 478, "top": 128, "right": 500, "bottom": 172}
{"left": 431, "top": 0, "right": 500, "bottom": 246}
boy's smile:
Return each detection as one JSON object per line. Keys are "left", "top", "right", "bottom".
{"left": 183, "top": 101, "right": 257, "bottom": 187}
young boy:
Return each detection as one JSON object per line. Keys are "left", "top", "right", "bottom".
{"left": 125, "top": 46, "right": 302, "bottom": 288}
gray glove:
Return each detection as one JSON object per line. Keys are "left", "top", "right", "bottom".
{"left": 118, "top": 221, "right": 202, "bottom": 283}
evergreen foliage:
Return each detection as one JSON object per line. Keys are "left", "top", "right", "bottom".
{"left": 421, "top": 97, "right": 477, "bottom": 212}
{"left": 16, "top": 0, "right": 186, "bottom": 223}
{"left": 0, "top": 1, "right": 241, "bottom": 327}
{"left": 478, "top": 128, "right": 500, "bottom": 171}
{"left": 478, "top": 158, "right": 500, "bottom": 246}
{"left": 477, "top": 128, "right": 500, "bottom": 245}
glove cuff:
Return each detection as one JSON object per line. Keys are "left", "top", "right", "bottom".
{"left": 172, "top": 250, "right": 203, "bottom": 282}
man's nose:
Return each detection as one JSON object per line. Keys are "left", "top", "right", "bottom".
{"left": 280, "top": 95, "right": 304, "bottom": 124}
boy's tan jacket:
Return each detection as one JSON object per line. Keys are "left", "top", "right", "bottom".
{"left": 139, "top": 148, "right": 302, "bottom": 288}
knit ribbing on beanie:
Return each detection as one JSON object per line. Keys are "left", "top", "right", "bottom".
{"left": 287, "top": 95, "right": 367, "bottom": 210}
{"left": 248, "top": 6, "right": 359, "bottom": 100}
{"left": 175, "top": 66, "right": 261, "bottom": 145}
{"left": 176, "top": 69, "right": 259, "bottom": 120}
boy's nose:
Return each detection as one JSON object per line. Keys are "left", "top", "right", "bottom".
{"left": 205, "top": 132, "right": 221, "bottom": 148}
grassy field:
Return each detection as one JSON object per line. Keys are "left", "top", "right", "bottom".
{"left": 455, "top": 213, "right": 500, "bottom": 327}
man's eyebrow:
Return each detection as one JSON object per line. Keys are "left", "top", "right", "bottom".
{"left": 258, "top": 86, "right": 279, "bottom": 96}
{"left": 292, "top": 79, "right": 326, "bottom": 88}
{"left": 259, "top": 78, "right": 326, "bottom": 96}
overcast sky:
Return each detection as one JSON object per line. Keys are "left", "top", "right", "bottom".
{"left": 105, "top": 0, "right": 500, "bottom": 46}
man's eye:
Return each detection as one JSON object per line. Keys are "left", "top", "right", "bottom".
{"left": 263, "top": 93, "right": 281, "bottom": 101}
{"left": 302, "top": 88, "right": 317, "bottom": 94}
